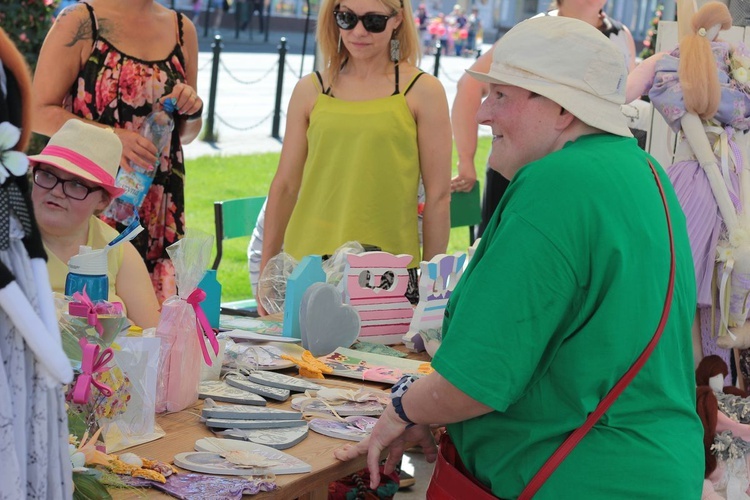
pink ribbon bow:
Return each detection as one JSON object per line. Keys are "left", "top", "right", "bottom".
{"left": 69, "top": 286, "right": 122, "bottom": 336}
{"left": 186, "top": 288, "right": 220, "bottom": 366}
{"left": 72, "top": 337, "right": 114, "bottom": 404}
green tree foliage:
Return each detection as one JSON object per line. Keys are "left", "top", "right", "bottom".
{"left": 640, "top": 4, "right": 664, "bottom": 60}
{"left": 0, "top": 0, "right": 58, "bottom": 69}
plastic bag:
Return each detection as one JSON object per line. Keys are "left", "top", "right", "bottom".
{"left": 155, "top": 229, "right": 217, "bottom": 413}
{"left": 101, "top": 334, "right": 165, "bottom": 452}
{"left": 322, "top": 241, "right": 365, "bottom": 286}
{"left": 257, "top": 252, "right": 297, "bottom": 315}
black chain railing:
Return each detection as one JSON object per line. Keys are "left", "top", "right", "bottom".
{"left": 219, "top": 59, "right": 278, "bottom": 85}
{"left": 215, "top": 111, "right": 275, "bottom": 131}
{"left": 201, "top": 35, "right": 477, "bottom": 144}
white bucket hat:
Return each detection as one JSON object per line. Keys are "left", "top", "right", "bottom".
{"left": 467, "top": 16, "right": 632, "bottom": 138}
{"left": 28, "top": 119, "right": 125, "bottom": 197}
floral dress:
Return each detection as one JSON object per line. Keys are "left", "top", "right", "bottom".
{"left": 63, "top": 2, "right": 186, "bottom": 302}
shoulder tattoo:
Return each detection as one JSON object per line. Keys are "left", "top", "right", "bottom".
{"left": 65, "top": 17, "right": 94, "bottom": 47}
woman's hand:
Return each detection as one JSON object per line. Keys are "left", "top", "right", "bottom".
{"left": 451, "top": 169, "right": 477, "bottom": 192}
{"left": 333, "top": 405, "right": 438, "bottom": 489}
{"left": 163, "top": 82, "right": 203, "bottom": 118}
{"left": 113, "top": 128, "right": 158, "bottom": 172}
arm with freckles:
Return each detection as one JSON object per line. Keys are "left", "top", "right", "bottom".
{"left": 334, "top": 371, "right": 492, "bottom": 489}
{"left": 450, "top": 46, "right": 493, "bottom": 193}
{"left": 257, "top": 76, "right": 316, "bottom": 314}
{"left": 411, "top": 73, "right": 452, "bottom": 260}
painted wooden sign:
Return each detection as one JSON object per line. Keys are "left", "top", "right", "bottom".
{"left": 282, "top": 255, "right": 326, "bottom": 339}
{"left": 343, "top": 252, "right": 414, "bottom": 344}
{"left": 403, "top": 252, "right": 466, "bottom": 352}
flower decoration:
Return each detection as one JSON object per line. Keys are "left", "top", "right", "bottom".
{"left": 0, "top": 122, "right": 29, "bottom": 184}
{"left": 729, "top": 48, "right": 750, "bottom": 91}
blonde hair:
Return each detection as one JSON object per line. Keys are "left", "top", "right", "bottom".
{"left": 317, "top": 0, "right": 421, "bottom": 83}
{"left": 678, "top": 2, "right": 732, "bottom": 120}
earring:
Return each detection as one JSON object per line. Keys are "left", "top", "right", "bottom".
{"left": 338, "top": 33, "right": 342, "bottom": 53}
{"left": 390, "top": 32, "right": 400, "bottom": 62}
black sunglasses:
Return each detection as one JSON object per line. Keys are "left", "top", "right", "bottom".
{"left": 33, "top": 167, "right": 102, "bottom": 201}
{"left": 334, "top": 10, "right": 395, "bottom": 33}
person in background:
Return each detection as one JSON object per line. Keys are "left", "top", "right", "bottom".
{"left": 415, "top": 3, "right": 431, "bottom": 53}
{"left": 30, "top": 120, "right": 161, "bottom": 329}
{"left": 335, "top": 16, "right": 703, "bottom": 499}
{"left": 259, "top": 0, "right": 451, "bottom": 314}
{"left": 465, "top": 6, "right": 481, "bottom": 55}
{"left": 451, "top": 0, "right": 636, "bottom": 237}
{"left": 31, "top": 0, "right": 203, "bottom": 303}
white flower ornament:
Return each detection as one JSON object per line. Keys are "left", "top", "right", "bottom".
{"left": 734, "top": 66, "right": 750, "bottom": 85}
{"left": 0, "top": 122, "right": 29, "bottom": 185}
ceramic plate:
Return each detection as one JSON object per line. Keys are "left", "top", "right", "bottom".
{"left": 309, "top": 416, "right": 378, "bottom": 442}
{"left": 194, "top": 437, "right": 312, "bottom": 474}
{"left": 198, "top": 381, "right": 267, "bottom": 406}
{"left": 205, "top": 418, "right": 307, "bottom": 430}
{"left": 201, "top": 404, "right": 302, "bottom": 421}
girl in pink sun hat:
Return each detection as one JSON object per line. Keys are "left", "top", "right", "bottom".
{"left": 29, "top": 120, "right": 160, "bottom": 329}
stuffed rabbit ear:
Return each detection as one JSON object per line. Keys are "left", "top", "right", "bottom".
{"left": 677, "top": 0, "right": 698, "bottom": 41}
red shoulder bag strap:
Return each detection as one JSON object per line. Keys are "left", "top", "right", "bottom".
{"left": 519, "top": 161, "right": 676, "bottom": 499}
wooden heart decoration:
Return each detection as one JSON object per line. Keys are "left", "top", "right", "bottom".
{"left": 299, "top": 283, "right": 360, "bottom": 357}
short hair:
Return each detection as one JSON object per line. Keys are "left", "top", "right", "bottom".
{"left": 317, "top": 0, "right": 421, "bottom": 84}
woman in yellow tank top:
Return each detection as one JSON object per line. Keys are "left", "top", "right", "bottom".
{"left": 259, "top": 0, "right": 452, "bottom": 314}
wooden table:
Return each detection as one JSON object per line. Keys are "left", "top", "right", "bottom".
{"left": 110, "top": 347, "right": 429, "bottom": 499}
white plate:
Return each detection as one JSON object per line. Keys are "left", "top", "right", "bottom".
{"left": 194, "top": 437, "right": 311, "bottom": 474}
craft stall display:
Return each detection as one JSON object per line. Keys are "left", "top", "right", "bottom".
{"left": 69, "top": 247, "right": 467, "bottom": 498}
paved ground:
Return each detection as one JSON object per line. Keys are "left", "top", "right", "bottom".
{"left": 183, "top": 26, "right": 493, "bottom": 159}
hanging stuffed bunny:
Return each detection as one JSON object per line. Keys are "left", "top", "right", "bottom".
{"left": 634, "top": 1, "right": 750, "bottom": 381}
{"left": 0, "top": 27, "right": 74, "bottom": 498}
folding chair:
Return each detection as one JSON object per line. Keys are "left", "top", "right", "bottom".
{"left": 212, "top": 196, "right": 266, "bottom": 316}
{"left": 450, "top": 183, "right": 482, "bottom": 245}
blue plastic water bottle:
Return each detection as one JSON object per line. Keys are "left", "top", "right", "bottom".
{"left": 65, "top": 245, "right": 108, "bottom": 302}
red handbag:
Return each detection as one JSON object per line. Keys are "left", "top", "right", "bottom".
{"left": 427, "top": 161, "right": 676, "bottom": 499}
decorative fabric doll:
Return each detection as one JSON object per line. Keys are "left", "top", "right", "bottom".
{"left": 697, "top": 355, "right": 750, "bottom": 397}
{"left": 643, "top": 1, "right": 750, "bottom": 380}
{"left": 0, "top": 27, "right": 74, "bottom": 498}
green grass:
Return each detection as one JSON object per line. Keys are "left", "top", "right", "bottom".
{"left": 185, "top": 137, "right": 493, "bottom": 302}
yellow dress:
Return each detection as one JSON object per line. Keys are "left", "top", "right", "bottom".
{"left": 284, "top": 71, "right": 424, "bottom": 267}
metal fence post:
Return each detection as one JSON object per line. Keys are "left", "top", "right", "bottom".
{"left": 205, "top": 34, "right": 223, "bottom": 143}
{"left": 433, "top": 41, "right": 442, "bottom": 78}
{"left": 272, "top": 37, "right": 287, "bottom": 140}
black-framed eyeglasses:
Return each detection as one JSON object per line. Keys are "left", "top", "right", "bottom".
{"left": 334, "top": 10, "right": 395, "bottom": 33}
{"left": 33, "top": 168, "right": 102, "bottom": 201}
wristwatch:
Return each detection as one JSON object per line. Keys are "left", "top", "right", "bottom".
{"left": 391, "top": 375, "right": 417, "bottom": 427}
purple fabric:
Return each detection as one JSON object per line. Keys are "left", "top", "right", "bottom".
{"left": 120, "top": 473, "right": 277, "bottom": 499}
{"left": 649, "top": 41, "right": 750, "bottom": 133}
{"left": 666, "top": 160, "right": 725, "bottom": 306}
